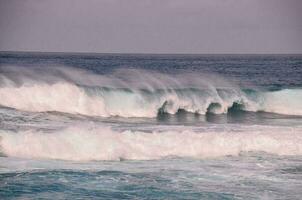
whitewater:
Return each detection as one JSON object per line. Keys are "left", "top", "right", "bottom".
{"left": 0, "top": 53, "right": 302, "bottom": 199}
{"left": 1, "top": 125, "right": 302, "bottom": 161}
{"left": 0, "top": 67, "right": 301, "bottom": 117}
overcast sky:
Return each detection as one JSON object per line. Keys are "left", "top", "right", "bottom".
{"left": 0, "top": 0, "right": 301, "bottom": 54}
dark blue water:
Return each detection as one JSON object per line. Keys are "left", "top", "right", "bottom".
{"left": 0, "top": 52, "right": 302, "bottom": 199}
{"left": 1, "top": 53, "right": 301, "bottom": 88}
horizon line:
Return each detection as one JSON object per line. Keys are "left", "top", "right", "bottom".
{"left": 1, "top": 50, "right": 302, "bottom": 56}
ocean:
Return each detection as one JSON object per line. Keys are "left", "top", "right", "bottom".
{"left": 0, "top": 52, "right": 302, "bottom": 199}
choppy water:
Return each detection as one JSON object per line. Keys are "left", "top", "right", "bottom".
{"left": 0, "top": 52, "right": 302, "bottom": 199}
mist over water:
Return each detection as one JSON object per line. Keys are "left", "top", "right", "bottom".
{"left": 0, "top": 53, "right": 302, "bottom": 199}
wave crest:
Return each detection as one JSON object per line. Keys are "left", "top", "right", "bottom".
{"left": 0, "top": 67, "right": 301, "bottom": 117}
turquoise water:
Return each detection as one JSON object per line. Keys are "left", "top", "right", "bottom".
{"left": 0, "top": 53, "right": 302, "bottom": 199}
{"left": 1, "top": 155, "right": 302, "bottom": 199}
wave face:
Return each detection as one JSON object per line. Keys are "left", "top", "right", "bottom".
{"left": 1, "top": 125, "right": 302, "bottom": 161}
{"left": 0, "top": 83, "right": 108, "bottom": 117}
{"left": 261, "top": 89, "right": 302, "bottom": 115}
{"left": 0, "top": 67, "right": 301, "bottom": 117}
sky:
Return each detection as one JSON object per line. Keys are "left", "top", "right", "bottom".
{"left": 0, "top": 0, "right": 301, "bottom": 54}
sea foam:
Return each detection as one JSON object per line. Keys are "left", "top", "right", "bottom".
{"left": 1, "top": 125, "right": 302, "bottom": 161}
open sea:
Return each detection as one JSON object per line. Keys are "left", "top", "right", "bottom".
{"left": 0, "top": 52, "right": 302, "bottom": 199}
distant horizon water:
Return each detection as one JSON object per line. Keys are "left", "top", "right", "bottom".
{"left": 2, "top": 50, "right": 302, "bottom": 56}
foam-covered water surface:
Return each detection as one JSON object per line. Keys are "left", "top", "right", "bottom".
{"left": 0, "top": 53, "right": 302, "bottom": 199}
{"left": 1, "top": 155, "right": 302, "bottom": 199}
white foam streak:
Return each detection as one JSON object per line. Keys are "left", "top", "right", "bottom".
{"left": 1, "top": 126, "right": 302, "bottom": 161}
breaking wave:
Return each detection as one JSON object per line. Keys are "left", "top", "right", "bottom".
{"left": 0, "top": 82, "right": 301, "bottom": 117}
{"left": 1, "top": 125, "right": 302, "bottom": 161}
{"left": 0, "top": 66, "right": 301, "bottom": 117}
